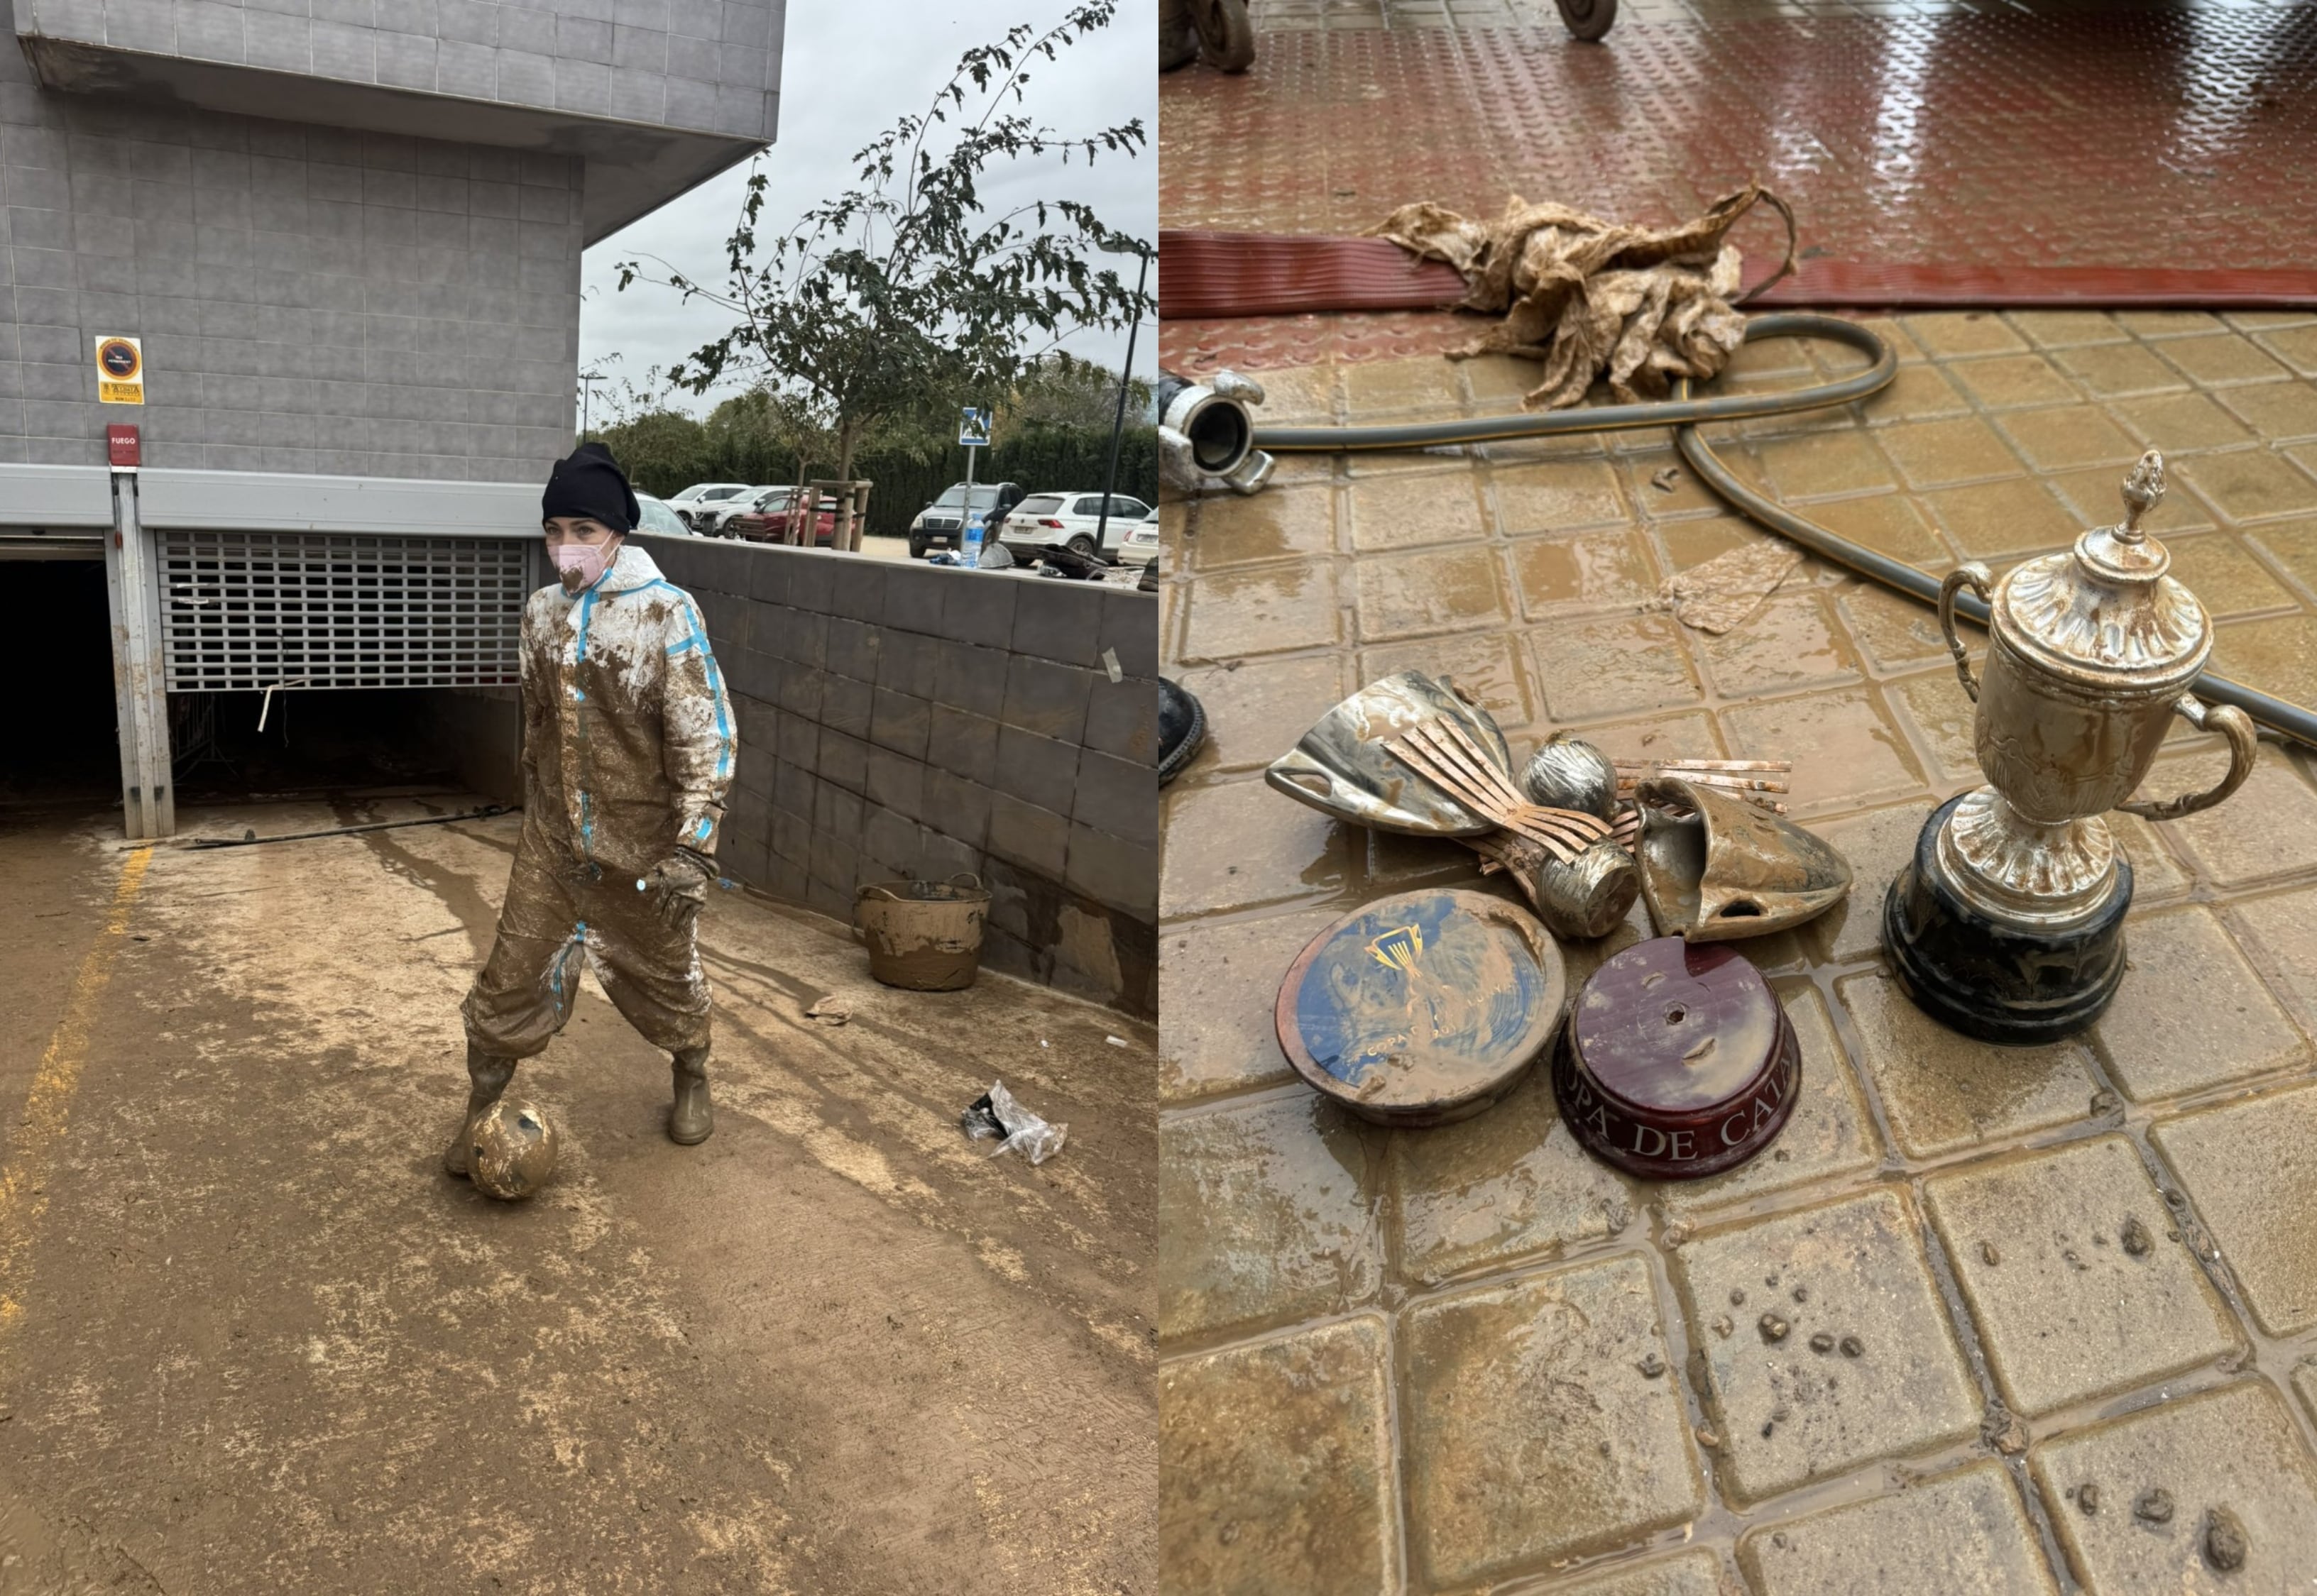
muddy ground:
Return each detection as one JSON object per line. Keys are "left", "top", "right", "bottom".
{"left": 0, "top": 794, "right": 1154, "bottom": 1595}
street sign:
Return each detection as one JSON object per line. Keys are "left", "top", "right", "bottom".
{"left": 96, "top": 336, "right": 144, "bottom": 404}
{"left": 958, "top": 406, "right": 990, "bottom": 447}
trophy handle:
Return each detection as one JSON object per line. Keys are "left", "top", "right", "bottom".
{"left": 1939, "top": 563, "right": 1993, "bottom": 703}
{"left": 2119, "top": 695, "right": 2258, "bottom": 822}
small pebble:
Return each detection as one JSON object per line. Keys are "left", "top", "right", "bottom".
{"left": 2122, "top": 1216, "right": 2154, "bottom": 1257}
{"left": 1759, "top": 1314, "right": 1790, "bottom": 1343}
{"left": 1991, "top": 1416, "right": 2029, "bottom": 1456}
{"left": 2135, "top": 1487, "right": 2174, "bottom": 1525}
{"left": 2078, "top": 1482, "right": 2100, "bottom": 1516}
{"left": 1218, "top": 1522, "right": 1239, "bottom": 1546}
{"left": 1695, "top": 1426, "right": 1721, "bottom": 1449}
{"left": 1809, "top": 1332, "right": 1835, "bottom": 1354}
{"left": 1730, "top": 1288, "right": 1746, "bottom": 1306}
{"left": 1981, "top": 1240, "right": 2000, "bottom": 1265}
{"left": 1636, "top": 1353, "right": 1666, "bottom": 1379}
{"left": 1712, "top": 1315, "right": 1733, "bottom": 1339}
{"left": 2204, "top": 1506, "right": 2247, "bottom": 1571}
{"left": 1792, "top": 1285, "right": 1809, "bottom": 1304}
{"left": 1839, "top": 1336, "right": 1864, "bottom": 1358}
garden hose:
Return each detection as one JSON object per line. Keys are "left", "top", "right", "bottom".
{"left": 1246, "top": 311, "right": 2317, "bottom": 750}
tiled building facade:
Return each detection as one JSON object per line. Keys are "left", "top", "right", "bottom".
{"left": 4, "top": 0, "right": 779, "bottom": 478}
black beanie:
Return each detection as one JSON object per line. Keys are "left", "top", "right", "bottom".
{"left": 542, "top": 441, "right": 639, "bottom": 534}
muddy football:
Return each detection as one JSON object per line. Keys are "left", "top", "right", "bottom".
{"left": 467, "top": 1100, "right": 560, "bottom": 1201}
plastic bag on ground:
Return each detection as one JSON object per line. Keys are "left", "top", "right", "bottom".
{"left": 958, "top": 1080, "right": 1068, "bottom": 1166}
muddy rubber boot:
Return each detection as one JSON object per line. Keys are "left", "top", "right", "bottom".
{"left": 444, "top": 1047, "right": 517, "bottom": 1176}
{"left": 669, "top": 1047, "right": 714, "bottom": 1146}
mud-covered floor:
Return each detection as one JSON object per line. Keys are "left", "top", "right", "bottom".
{"left": 1156, "top": 312, "right": 2317, "bottom": 1593}
{"left": 0, "top": 795, "right": 1154, "bottom": 1595}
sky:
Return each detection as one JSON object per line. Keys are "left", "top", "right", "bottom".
{"left": 576, "top": 0, "right": 1159, "bottom": 422}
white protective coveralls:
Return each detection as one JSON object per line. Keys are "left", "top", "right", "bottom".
{"left": 462, "top": 543, "right": 737, "bottom": 1058}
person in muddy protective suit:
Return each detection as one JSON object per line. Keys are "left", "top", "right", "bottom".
{"left": 446, "top": 442, "right": 738, "bottom": 1173}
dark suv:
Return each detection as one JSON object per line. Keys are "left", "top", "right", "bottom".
{"left": 908, "top": 480, "right": 1024, "bottom": 558}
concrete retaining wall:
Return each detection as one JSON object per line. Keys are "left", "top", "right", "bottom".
{"left": 636, "top": 534, "right": 1158, "bottom": 1017}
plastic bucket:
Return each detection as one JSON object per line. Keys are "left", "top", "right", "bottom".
{"left": 855, "top": 874, "right": 991, "bottom": 991}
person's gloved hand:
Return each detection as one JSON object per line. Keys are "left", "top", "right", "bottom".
{"left": 647, "top": 847, "right": 715, "bottom": 933}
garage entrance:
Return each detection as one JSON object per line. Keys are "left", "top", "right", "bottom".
{"left": 7, "top": 558, "right": 119, "bottom": 810}
{"left": 1, "top": 466, "right": 543, "bottom": 836}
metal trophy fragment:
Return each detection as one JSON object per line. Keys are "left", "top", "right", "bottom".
{"left": 1264, "top": 671, "right": 1860, "bottom": 1176}
{"left": 1884, "top": 451, "right": 2259, "bottom": 1042}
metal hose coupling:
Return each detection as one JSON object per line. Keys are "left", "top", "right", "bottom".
{"left": 1156, "top": 370, "right": 1276, "bottom": 495}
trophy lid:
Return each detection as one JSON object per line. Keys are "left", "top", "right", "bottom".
{"left": 1991, "top": 450, "right": 2212, "bottom": 690}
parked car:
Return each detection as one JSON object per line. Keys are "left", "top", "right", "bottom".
{"left": 667, "top": 483, "right": 754, "bottom": 529}
{"left": 729, "top": 488, "right": 838, "bottom": 546}
{"left": 1124, "top": 506, "right": 1160, "bottom": 590}
{"left": 908, "top": 480, "right": 1024, "bottom": 558}
{"left": 1121, "top": 505, "right": 1159, "bottom": 559}
{"left": 634, "top": 493, "right": 694, "bottom": 536}
{"left": 697, "top": 484, "right": 795, "bottom": 537}
{"left": 996, "top": 490, "right": 1153, "bottom": 560}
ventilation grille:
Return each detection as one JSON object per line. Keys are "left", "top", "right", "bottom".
{"left": 158, "top": 531, "right": 528, "bottom": 692}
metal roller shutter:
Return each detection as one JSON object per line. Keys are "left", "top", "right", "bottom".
{"left": 158, "top": 530, "right": 528, "bottom": 693}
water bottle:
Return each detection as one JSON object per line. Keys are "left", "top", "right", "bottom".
{"left": 961, "top": 510, "right": 985, "bottom": 566}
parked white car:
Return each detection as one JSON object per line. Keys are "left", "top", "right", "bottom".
{"left": 1121, "top": 505, "right": 1159, "bottom": 560}
{"left": 667, "top": 482, "right": 755, "bottom": 530}
{"left": 697, "top": 484, "right": 795, "bottom": 536}
{"left": 634, "top": 494, "right": 694, "bottom": 536}
{"left": 996, "top": 490, "right": 1154, "bottom": 558}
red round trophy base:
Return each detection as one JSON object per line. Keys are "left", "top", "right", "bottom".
{"left": 1552, "top": 936, "right": 1800, "bottom": 1180}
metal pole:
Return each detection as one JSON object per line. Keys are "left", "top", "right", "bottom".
{"left": 104, "top": 469, "right": 175, "bottom": 839}
{"left": 963, "top": 432, "right": 978, "bottom": 554}
{"left": 1094, "top": 248, "right": 1150, "bottom": 561}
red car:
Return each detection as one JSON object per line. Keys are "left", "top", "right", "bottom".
{"left": 730, "top": 489, "right": 838, "bottom": 546}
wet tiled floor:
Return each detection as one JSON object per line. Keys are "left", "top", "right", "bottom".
{"left": 1158, "top": 0, "right": 2317, "bottom": 373}
{"left": 1156, "top": 309, "right": 2317, "bottom": 1592}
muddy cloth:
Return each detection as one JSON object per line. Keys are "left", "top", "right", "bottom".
{"left": 463, "top": 544, "right": 737, "bottom": 1058}
{"left": 1369, "top": 185, "right": 1797, "bottom": 409}
{"left": 1655, "top": 536, "right": 1806, "bottom": 634}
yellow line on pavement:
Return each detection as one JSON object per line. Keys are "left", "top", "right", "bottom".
{"left": 0, "top": 846, "right": 153, "bottom": 1331}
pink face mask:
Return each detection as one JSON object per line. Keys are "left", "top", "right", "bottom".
{"left": 551, "top": 540, "right": 614, "bottom": 592}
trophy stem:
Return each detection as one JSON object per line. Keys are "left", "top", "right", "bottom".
{"left": 1884, "top": 792, "right": 2132, "bottom": 1045}
{"left": 1934, "top": 788, "right": 2121, "bottom": 930}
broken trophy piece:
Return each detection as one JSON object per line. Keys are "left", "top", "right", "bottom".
{"left": 1614, "top": 756, "right": 1791, "bottom": 815}
{"left": 1634, "top": 777, "right": 1852, "bottom": 941}
{"left": 1266, "top": 673, "right": 1638, "bottom": 938}
{"left": 1553, "top": 937, "right": 1799, "bottom": 1179}
{"left": 1273, "top": 887, "right": 1569, "bottom": 1126}
{"left": 1267, "top": 670, "right": 1511, "bottom": 837}
{"left": 1518, "top": 734, "right": 1621, "bottom": 819}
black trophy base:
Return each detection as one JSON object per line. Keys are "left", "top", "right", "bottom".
{"left": 1883, "top": 793, "right": 2132, "bottom": 1046}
